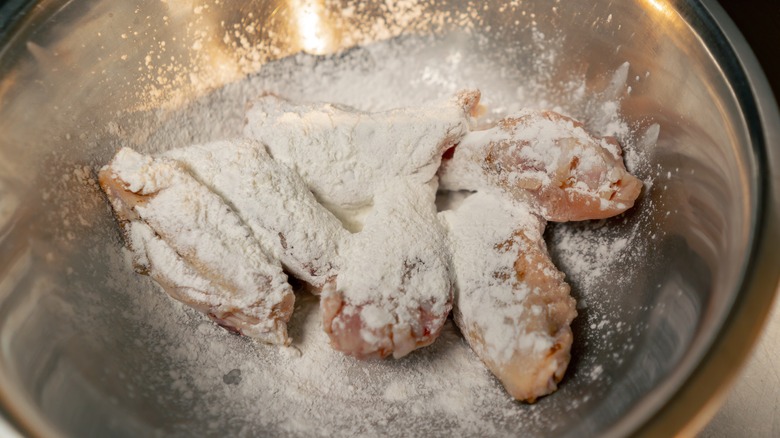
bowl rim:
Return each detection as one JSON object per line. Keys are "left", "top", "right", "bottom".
{"left": 0, "top": 0, "right": 778, "bottom": 437}
{"left": 0, "top": 0, "right": 34, "bottom": 60}
{"left": 617, "top": 0, "right": 780, "bottom": 436}
{"left": 0, "top": 4, "right": 61, "bottom": 437}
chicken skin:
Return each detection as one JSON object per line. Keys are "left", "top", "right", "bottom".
{"left": 439, "top": 110, "right": 643, "bottom": 221}
{"left": 321, "top": 180, "right": 453, "bottom": 359}
{"left": 244, "top": 91, "right": 480, "bottom": 358}
{"left": 438, "top": 109, "right": 641, "bottom": 401}
{"left": 99, "top": 148, "right": 294, "bottom": 344}
{"left": 96, "top": 91, "right": 643, "bottom": 404}
{"left": 164, "top": 138, "right": 346, "bottom": 292}
{"left": 441, "top": 192, "right": 576, "bottom": 402}
{"left": 244, "top": 90, "right": 480, "bottom": 229}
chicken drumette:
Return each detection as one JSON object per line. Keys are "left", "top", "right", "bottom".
{"left": 439, "top": 109, "right": 642, "bottom": 221}
{"left": 442, "top": 192, "right": 575, "bottom": 402}
{"left": 321, "top": 180, "right": 453, "bottom": 359}
{"left": 439, "top": 109, "right": 642, "bottom": 401}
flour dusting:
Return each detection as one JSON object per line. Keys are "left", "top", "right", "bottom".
{"left": 46, "top": 28, "right": 660, "bottom": 437}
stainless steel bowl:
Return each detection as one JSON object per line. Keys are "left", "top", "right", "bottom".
{"left": 0, "top": 0, "right": 778, "bottom": 436}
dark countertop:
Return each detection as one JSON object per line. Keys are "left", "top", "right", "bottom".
{"left": 718, "top": 1, "right": 780, "bottom": 98}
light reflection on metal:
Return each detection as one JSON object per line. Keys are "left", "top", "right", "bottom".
{"left": 643, "top": 0, "right": 675, "bottom": 19}
{"left": 294, "top": 0, "right": 333, "bottom": 54}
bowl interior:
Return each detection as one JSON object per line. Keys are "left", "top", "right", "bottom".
{"left": 0, "top": 0, "right": 765, "bottom": 436}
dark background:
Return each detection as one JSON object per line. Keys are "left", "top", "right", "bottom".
{"left": 718, "top": 1, "right": 780, "bottom": 100}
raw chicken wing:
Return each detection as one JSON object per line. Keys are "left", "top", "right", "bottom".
{"left": 440, "top": 110, "right": 642, "bottom": 221}
{"left": 441, "top": 192, "right": 576, "bottom": 402}
{"left": 164, "top": 138, "right": 346, "bottom": 291}
{"left": 321, "top": 180, "right": 453, "bottom": 359}
{"left": 99, "top": 148, "right": 294, "bottom": 344}
{"left": 244, "top": 90, "right": 480, "bottom": 227}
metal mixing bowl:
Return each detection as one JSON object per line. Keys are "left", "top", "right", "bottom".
{"left": 0, "top": 0, "right": 778, "bottom": 436}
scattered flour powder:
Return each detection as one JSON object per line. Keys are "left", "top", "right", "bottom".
{"left": 49, "top": 27, "right": 662, "bottom": 437}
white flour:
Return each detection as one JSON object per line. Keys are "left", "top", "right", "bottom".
{"left": 163, "top": 139, "right": 346, "bottom": 289}
{"left": 102, "top": 147, "right": 295, "bottom": 344}
{"left": 54, "top": 29, "right": 660, "bottom": 437}
{"left": 243, "top": 92, "right": 475, "bottom": 225}
{"left": 438, "top": 109, "right": 641, "bottom": 222}
{"left": 324, "top": 179, "right": 453, "bottom": 359}
{"left": 441, "top": 191, "right": 568, "bottom": 365}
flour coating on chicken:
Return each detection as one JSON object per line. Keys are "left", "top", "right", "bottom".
{"left": 244, "top": 90, "right": 480, "bottom": 230}
{"left": 99, "top": 148, "right": 294, "bottom": 344}
{"left": 442, "top": 192, "right": 576, "bottom": 402}
{"left": 440, "top": 110, "right": 642, "bottom": 221}
{"left": 322, "top": 180, "right": 453, "bottom": 359}
{"left": 243, "top": 91, "right": 480, "bottom": 358}
{"left": 164, "top": 139, "right": 346, "bottom": 291}
{"left": 97, "top": 90, "right": 643, "bottom": 403}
